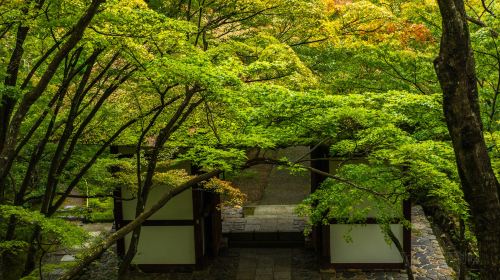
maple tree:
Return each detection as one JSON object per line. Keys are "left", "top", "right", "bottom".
{"left": 0, "top": 0, "right": 499, "bottom": 279}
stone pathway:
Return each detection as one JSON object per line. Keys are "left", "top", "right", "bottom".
{"left": 236, "top": 248, "right": 291, "bottom": 280}
{"left": 217, "top": 205, "right": 455, "bottom": 279}
{"left": 222, "top": 205, "right": 306, "bottom": 233}
{"left": 410, "top": 206, "right": 454, "bottom": 280}
{"left": 45, "top": 223, "right": 113, "bottom": 264}
{"left": 42, "top": 223, "right": 117, "bottom": 280}
{"left": 236, "top": 248, "right": 408, "bottom": 280}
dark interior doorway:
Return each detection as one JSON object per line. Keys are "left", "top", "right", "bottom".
{"left": 222, "top": 146, "right": 311, "bottom": 248}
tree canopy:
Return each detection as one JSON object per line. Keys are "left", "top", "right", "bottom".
{"left": 0, "top": 0, "right": 499, "bottom": 279}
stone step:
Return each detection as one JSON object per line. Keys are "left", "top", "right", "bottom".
{"left": 244, "top": 205, "right": 298, "bottom": 216}
{"left": 224, "top": 231, "right": 305, "bottom": 248}
{"left": 244, "top": 215, "right": 300, "bottom": 219}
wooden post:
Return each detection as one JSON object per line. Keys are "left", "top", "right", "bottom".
{"left": 310, "top": 144, "right": 330, "bottom": 265}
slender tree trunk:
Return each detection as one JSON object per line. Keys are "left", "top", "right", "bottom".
{"left": 49, "top": 65, "right": 136, "bottom": 210}
{"left": 0, "top": 1, "right": 104, "bottom": 276}
{"left": 22, "top": 226, "right": 41, "bottom": 276}
{"left": 48, "top": 103, "right": 168, "bottom": 215}
{"left": 434, "top": 0, "right": 500, "bottom": 278}
{"left": 384, "top": 226, "right": 414, "bottom": 280}
{"left": 119, "top": 90, "right": 198, "bottom": 275}
{"left": 458, "top": 218, "right": 467, "bottom": 280}
{"left": 117, "top": 105, "right": 167, "bottom": 278}
{"left": 0, "top": 0, "right": 47, "bottom": 150}
{"left": 0, "top": 0, "right": 105, "bottom": 199}
{"left": 4, "top": 89, "right": 65, "bottom": 241}
{"left": 0, "top": 24, "right": 29, "bottom": 151}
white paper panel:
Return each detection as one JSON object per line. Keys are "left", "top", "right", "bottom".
{"left": 330, "top": 224, "right": 403, "bottom": 263}
{"left": 122, "top": 187, "right": 193, "bottom": 220}
{"left": 124, "top": 226, "right": 196, "bottom": 264}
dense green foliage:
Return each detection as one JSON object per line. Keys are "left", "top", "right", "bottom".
{"left": 0, "top": 0, "right": 499, "bottom": 278}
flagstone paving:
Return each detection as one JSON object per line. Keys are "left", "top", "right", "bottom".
{"left": 222, "top": 205, "right": 306, "bottom": 233}
{"left": 410, "top": 206, "right": 454, "bottom": 280}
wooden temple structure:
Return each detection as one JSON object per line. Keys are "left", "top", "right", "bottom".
{"left": 112, "top": 145, "right": 411, "bottom": 271}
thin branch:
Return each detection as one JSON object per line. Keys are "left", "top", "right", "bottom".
{"left": 293, "top": 138, "right": 329, "bottom": 163}
{"left": 59, "top": 170, "right": 222, "bottom": 280}
{"left": 290, "top": 37, "right": 329, "bottom": 47}
{"left": 0, "top": 22, "right": 13, "bottom": 40}
{"left": 381, "top": 56, "right": 428, "bottom": 94}
{"left": 481, "top": 0, "right": 496, "bottom": 18}
{"left": 88, "top": 25, "right": 148, "bottom": 38}
{"left": 466, "top": 15, "right": 498, "bottom": 37}
{"left": 48, "top": 103, "right": 167, "bottom": 215}
{"left": 204, "top": 100, "right": 221, "bottom": 143}
{"left": 245, "top": 157, "right": 391, "bottom": 199}
{"left": 244, "top": 73, "right": 292, "bottom": 83}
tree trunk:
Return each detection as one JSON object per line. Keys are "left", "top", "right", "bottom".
{"left": 434, "top": 0, "right": 500, "bottom": 278}
{"left": 119, "top": 90, "right": 198, "bottom": 275}
{"left": 0, "top": 0, "right": 105, "bottom": 199}
{"left": 384, "top": 225, "right": 414, "bottom": 280}
{"left": 59, "top": 170, "right": 221, "bottom": 280}
{"left": 0, "top": 24, "right": 29, "bottom": 152}
{"left": 458, "top": 218, "right": 467, "bottom": 280}
{"left": 22, "top": 226, "right": 41, "bottom": 276}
